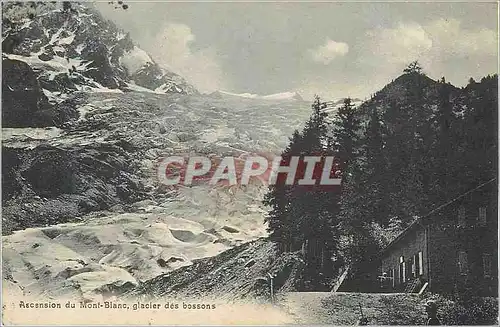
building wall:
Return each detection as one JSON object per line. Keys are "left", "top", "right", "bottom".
{"left": 427, "top": 217, "right": 459, "bottom": 294}
{"left": 380, "top": 224, "right": 428, "bottom": 292}
{"left": 379, "top": 182, "right": 497, "bottom": 295}
{"left": 348, "top": 181, "right": 497, "bottom": 295}
{"left": 429, "top": 185, "right": 498, "bottom": 296}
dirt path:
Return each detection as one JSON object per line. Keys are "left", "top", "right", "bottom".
{"left": 280, "top": 292, "right": 428, "bottom": 325}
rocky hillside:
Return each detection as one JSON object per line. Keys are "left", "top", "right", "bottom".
{"left": 356, "top": 73, "right": 460, "bottom": 122}
{"left": 2, "top": 2, "right": 197, "bottom": 127}
{"left": 1, "top": 87, "right": 313, "bottom": 301}
{"left": 1, "top": 88, "right": 312, "bottom": 233}
{"left": 125, "top": 238, "right": 306, "bottom": 302}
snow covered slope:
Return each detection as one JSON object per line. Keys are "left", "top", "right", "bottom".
{"left": 1, "top": 2, "right": 325, "bottom": 303}
{"left": 2, "top": 2, "right": 197, "bottom": 104}
{"left": 213, "top": 90, "right": 304, "bottom": 101}
{"left": 2, "top": 90, "right": 313, "bottom": 301}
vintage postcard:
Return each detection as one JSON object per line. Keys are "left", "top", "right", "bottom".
{"left": 1, "top": 1, "right": 498, "bottom": 325}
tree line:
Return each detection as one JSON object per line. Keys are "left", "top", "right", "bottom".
{"left": 263, "top": 62, "right": 498, "bottom": 289}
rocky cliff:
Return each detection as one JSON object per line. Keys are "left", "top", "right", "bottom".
{"left": 2, "top": 2, "right": 197, "bottom": 128}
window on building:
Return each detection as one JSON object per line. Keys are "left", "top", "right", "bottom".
{"left": 392, "top": 268, "right": 396, "bottom": 287}
{"left": 483, "top": 254, "right": 492, "bottom": 278}
{"left": 402, "top": 261, "right": 406, "bottom": 283}
{"left": 399, "top": 256, "right": 405, "bottom": 284}
{"left": 458, "top": 206, "right": 466, "bottom": 227}
{"left": 458, "top": 251, "right": 468, "bottom": 275}
{"left": 479, "top": 207, "right": 487, "bottom": 225}
{"left": 412, "top": 255, "right": 416, "bottom": 278}
{"left": 418, "top": 251, "right": 424, "bottom": 275}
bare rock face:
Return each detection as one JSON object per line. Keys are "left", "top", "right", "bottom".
{"left": 2, "top": 58, "right": 51, "bottom": 127}
{"left": 80, "top": 40, "right": 121, "bottom": 89}
{"left": 2, "top": 2, "right": 198, "bottom": 129}
{"left": 131, "top": 62, "right": 198, "bottom": 95}
{"left": 1, "top": 143, "right": 147, "bottom": 234}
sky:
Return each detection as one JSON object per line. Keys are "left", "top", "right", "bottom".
{"left": 95, "top": 1, "right": 498, "bottom": 100}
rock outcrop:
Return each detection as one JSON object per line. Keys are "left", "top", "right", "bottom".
{"left": 1, "top": 2, "right": 198, "bottom": 127}
{"left": 2, "top": 58, "right": 51, "bottom": 127}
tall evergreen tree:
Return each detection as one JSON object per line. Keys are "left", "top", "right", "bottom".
{"left": 403, "top": 60, "right": 423, "bottom": 75}
{"left": 263, "top": 130, "right": 303, "bottom": 251}
{"left": 263, "top": 96, "right": 342, "bottom": 288}
{"left": 363, "top": 107, "right": 390, "bottom": 226}
{"left": 462, "top": 75, "right": 498, "bottom": 187}
{"left": 430, "top": 77, "right": 458, "bottom": 202}
{"left": 332, "top": 98, "right": 361, "bottom": 175}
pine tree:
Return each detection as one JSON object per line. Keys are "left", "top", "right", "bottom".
{"left": 263, "top": 130, "right": 303, "bottom": 251}
{"left": 363, "top": 107, "right": 391, "bottom": 226}
{"left": 381, "top": 65, "right": 434, "bottom": 221}
{"left": 330, "top": 98, "right": 383, "bottom": 284}
{"left": 403, "top": 61, "right": 423, "bottom": 75}
{"left": 462, "top": 75, "right": 498, "bottom": 187}
{"left": 263, "top": 97, "right": 331, "bottom": 251}
{"left": 330, "top": 98, "right": 362, "bottom": 224}
{"left": 263, "top": 96, "right": 342, "bottom": 288}
{"left": 430, "top": 77, "right": 457, "bottom": 202}
{"left": 332, "top": 98, "right": 361, "bottom": 175}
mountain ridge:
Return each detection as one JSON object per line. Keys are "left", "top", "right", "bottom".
{"left": 2, "top": 2, "right": 197, "bottom": 95}
{"left": 2, "top": 2, "right": 197, "bottom": 127}
{"left": 211, "top": 90, "right": 305, "bottom": 101}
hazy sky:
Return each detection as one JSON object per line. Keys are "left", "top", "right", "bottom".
{"left": 95, "top": 1, "right": 498, "bottom": 100}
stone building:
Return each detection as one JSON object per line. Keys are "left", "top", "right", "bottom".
{"left": 378, "top": 179, "right": 497, "bottom": 296}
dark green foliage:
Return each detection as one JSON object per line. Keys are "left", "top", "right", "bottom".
{"left": 332, "top": 98, "right": 361, "bottom": 172}
{"left": 403, "top": 60, "right": 423, "bottom": 75}
{"left": 339, "top": 68, "right": 497, "bottom": 275}
{"left": 448, "top": 297, "right": 499, "bottom": 325}
{"left": 263, "top": 62, "right": 497, "bottom": 292}
{"left": 263, "top": 96, "right": 341, "bottom": 286}
{"left": 347, "top": 67, "right": 497, "bottom": 229}
{"left": 426, "top": 294, "right": 498, "bottom": 326}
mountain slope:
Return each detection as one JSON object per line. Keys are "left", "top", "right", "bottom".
{"left": 212, "top": 90, "right": 305, "bottom": 101}
{"left": 1, "top": 88, "right": 313, "bottom": 300}
{"left": 125, "top": 238, "right": 305, "bottom": 301}
{"left": 2, "top": 2, "right": 197, "bottom": 127}
{"left": 355, "top": 73, "right": 459, "bottom": 120}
